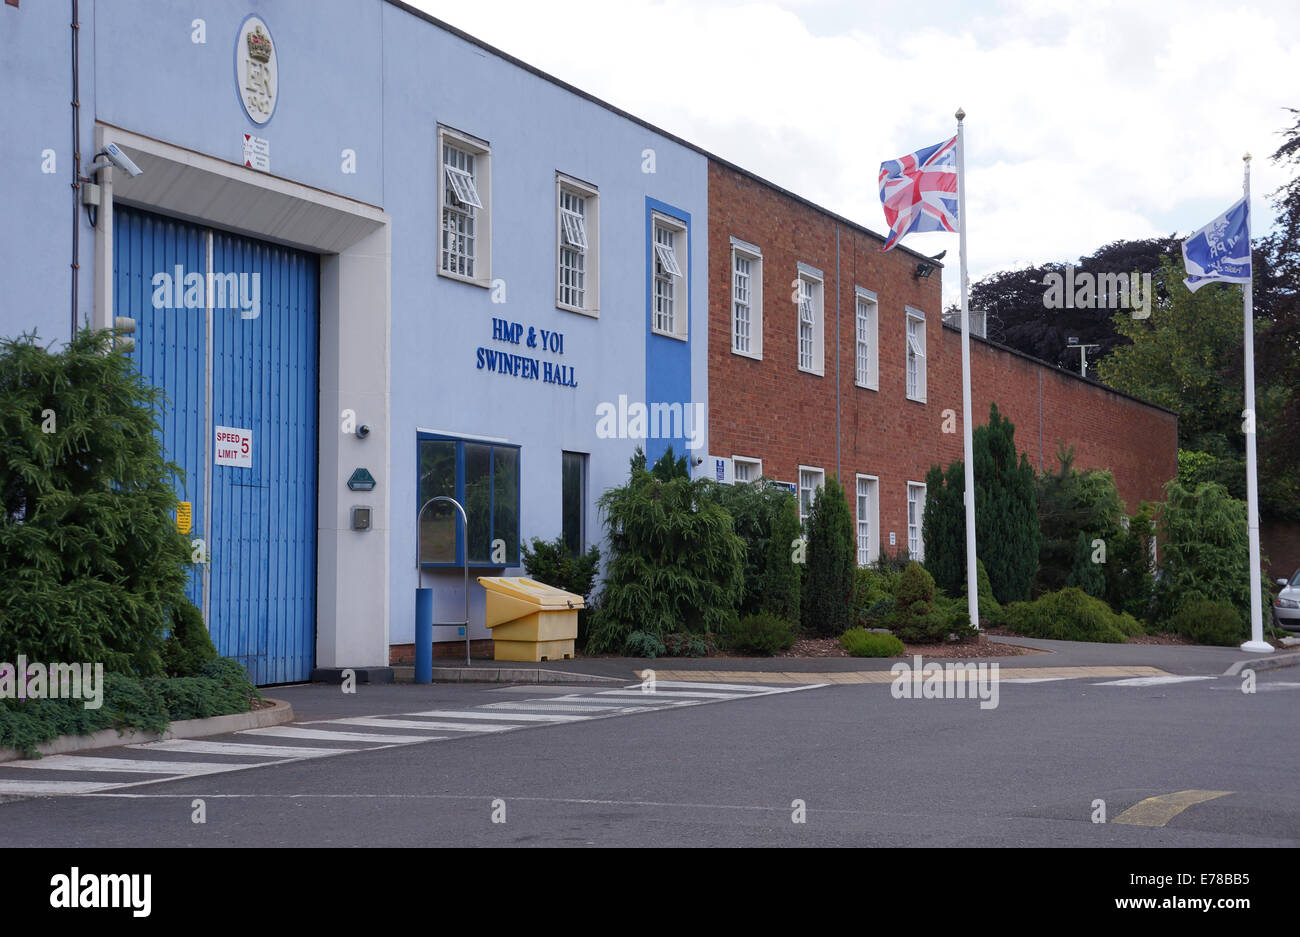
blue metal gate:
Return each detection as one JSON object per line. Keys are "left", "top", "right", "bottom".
{"left": 114, "top": 207, "right": 319, "bottom": 684}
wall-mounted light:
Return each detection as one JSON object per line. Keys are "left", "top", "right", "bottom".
{"left": 914, "top": 263, "right": 934, "bottom": 280}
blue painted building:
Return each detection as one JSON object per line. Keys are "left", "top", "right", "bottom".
{"left": 1, "top": 0, "right": 709, "bottom": 680}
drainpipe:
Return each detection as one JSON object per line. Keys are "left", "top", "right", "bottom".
{"left": 835, "top": 225, "right": 841, "bottom": 481}
{"left": 70, "top": 0, "right": 82, "bottom": 340}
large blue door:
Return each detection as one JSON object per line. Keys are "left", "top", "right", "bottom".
{"left": 114, "top": 207, "right": 319, "bottom": 684}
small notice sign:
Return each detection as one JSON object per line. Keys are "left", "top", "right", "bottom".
{"left": 347, "top": 467, "right": 376, "bottom": 492}
{"left": 176, "top": 501, "right": 192, "bottom": 534}
{"left": 215, "top": 426, "right": 253, "bottom": 468}
{"left": 242, "top": 133, "right": 270, "bottom": 171}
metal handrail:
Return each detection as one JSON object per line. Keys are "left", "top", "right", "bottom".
{"left": 416, "top": 496, "right": 470, "bottom": 667}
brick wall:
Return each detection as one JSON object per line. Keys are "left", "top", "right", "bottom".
{"left": 707, "top": 159, "right": 1178, "bottom": 552}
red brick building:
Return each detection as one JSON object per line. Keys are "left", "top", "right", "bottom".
{"left": 707, "top": 158, "right": 1179, "bottom": 564}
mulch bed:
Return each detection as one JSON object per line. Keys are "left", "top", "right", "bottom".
{"left": 773, "top": 635, "right": 1043, "bottom": 659}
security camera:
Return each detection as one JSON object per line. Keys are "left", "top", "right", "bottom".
{"left": 87, "top": 143, "right": 143, "bottom": 179}
{"left": 692, "top": 455, "right": 704, "bottom": 466}
{"left": 356, "top": 424, "right": 370, "bottom": 439}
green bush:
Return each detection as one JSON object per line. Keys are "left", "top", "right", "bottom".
{"left": 762, "top": 492, "right": 802, "bottom": 621}
{"left": 801, "top": 476, "right": 856, "bottom": 637}
{"left": 622, "top": 630, "right": 667, "bottom": 659}
{"left": 956, "top": 557, "right": 1003, "bottom": 628}
{"left": 884, "top": 562, "right": 969, "bottom": 643}
{"left": 840, "top": 628, "right": 905, "bottom": 658}
{"left": 1106, "top": 502, "right": 1157, "bottom": 621}
{"left": 662, "top": 632, "right": 709, "bottom": 658}
{"left": 722, "top": 612, "right": 798, "bottom": 656}
{"left": 1002, "top": 588, "right": 1139, "bottom": 643}
{"left": 587, "top": 448, "right": 745, "bottom": 653}
{"left": 1066, "top": 531, "right": 1107, "bottom": 598}
{"left": 1036, "top": 444, "right": 1125, "bottom": 596}
{"left": 1151, "top": 480, "right": 1253, "bottom": 625}
{"left": 0, "top": 658, "right": 260, "bottom": 758}
{"left": 0, "top": 330, "right": 195, "bottom": 675}
{"left": 923, "top": 404, "right": 1039, "bottom": 604}
{"left": 1167, "top": 599, "right": 1246, "bottom": 647}
{"left": 160, "top": 599, "right": 219, "bottom": 677}
{"left": 521, "top": 535, "right": 601, "bottom": 649}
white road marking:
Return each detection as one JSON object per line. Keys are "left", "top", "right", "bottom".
{"left": 0, "top": 779, "right": 121, "bottom": 795}
{"left": 1093, "top": 676, "right": 1217, "bottom": 687}
{"left": 126, "top": 740, "right": 355, "bottom": 758}
{"left": 239, "top": 726, "right": 438, "bottom": 744}
{"left": 404, "top": 709, "right": 586, "bottom": 723}
{"left": 4, "top": 756, "right": 238, "bottom": 776}
{"left": 594, "top": 689, "right": 747, "bottom": 699}
{"left": 0, "top": 680, "right": 825, "bottom": 800}
{"left": 483, "top": 701, "right": 634, "bottom": 713}
{"left": 1000, "top": 678, "right": 1067, "bottom": 684}
{"left": 324, "top": 717, "right": 519, "bottom": 733}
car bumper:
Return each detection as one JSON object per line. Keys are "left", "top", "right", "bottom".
{"left": 1273, "top": 604, "right": 1300, "bottom": 631}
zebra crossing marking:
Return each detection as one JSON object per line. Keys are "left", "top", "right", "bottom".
{"left": 0, "top": 679, "right": 826, "bottom": 799}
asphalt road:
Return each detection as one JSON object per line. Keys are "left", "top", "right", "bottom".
{"left": 2, "top": 668, "right": 1298, "bottom": 848}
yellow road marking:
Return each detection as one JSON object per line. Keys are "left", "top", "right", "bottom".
{"left": 645, "top": 666, "right": 1170, "bottom": 685}
{"left": 1112, "top": 790, "right": 1232, "bottom": 827}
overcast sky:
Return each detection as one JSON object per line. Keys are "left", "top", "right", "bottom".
{"left": 412, "top": 0, "right": 1299, "bottom": 308}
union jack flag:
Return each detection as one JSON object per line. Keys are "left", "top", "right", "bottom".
{"left": 877, "top": 135, "right": 959, "bottom": 251}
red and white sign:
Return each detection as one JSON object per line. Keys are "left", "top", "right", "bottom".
{"left": 242, "top": 133, "right": 270, "bottom": 171}
{"left": 215, "top": 425, "right": 253, "bottom": 468}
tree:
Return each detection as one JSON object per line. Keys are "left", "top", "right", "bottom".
{"left": 958, "top": 237, "right": 1180, "bottom": 373}
{"left": 704, "top": 478, "right": 800, "bottom": 617}
{"left": 1254, "top": 107, "right": 1300, "bottom": 520}
{"left": 923, "top": 404, "right": 1039, "bottom": 604}
{"left": 587, "top": 447, "right": 744, "bottom": 653}
{"left": 1035, "top": 443, "right": 1124, "bottom": 594}
{"left": 921, "top": 460, "right": 965, "bottom": 596}
{"left": 762, "top": 492, "right": 802, "bottom": 622}
{"left": 800, "top": 476, "right": 855, "bottom": 636}
{"left": 0, "top": 330, "right": 194, "bottom": 674}
{"left": 1151, "top": 480, "right": 1251, "bottom": 625}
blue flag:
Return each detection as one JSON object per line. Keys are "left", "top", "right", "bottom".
{"left": 1182, "top": 198, "right": 1251, "bottom": 293}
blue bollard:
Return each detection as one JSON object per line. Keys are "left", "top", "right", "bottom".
{"left": 415, "top": 587, "right": 434, "bottom": 684}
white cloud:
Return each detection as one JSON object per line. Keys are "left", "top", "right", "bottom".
{"left": 410, "top": 0, "right": 1300, "bottom": 309}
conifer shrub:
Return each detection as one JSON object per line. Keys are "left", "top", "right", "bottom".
{"left": 722, "top": 611, "right": 799, "bottom": 656}
{"left": 1002, "top": 588, "right": 1138, "bottom": 643}
{"left": 587, "top": 449, "right": 744, "bottom": 654}
{"left": 1167, "top": 598, "right": 1246, "bottom": 647}
{"left": 800, "top": 477, "right": 856, "bottom": 637}
{"left": 0, "top": 330, "right": 194, "bottom": 674}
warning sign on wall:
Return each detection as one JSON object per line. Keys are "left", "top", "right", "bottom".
{"left": 215, "top": 425, "right": 253, "bottom": 468}
{"left": 176, "top": 501, "right": 192, "bottom": 534}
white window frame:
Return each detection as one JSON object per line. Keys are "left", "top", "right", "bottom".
{"left": 907, "top": 481, "right": 926, "bottom": 560}
{"left": 855, "top": 288, "right": 879, "bottom": 391}
{"left": 798, "top": 465, "right": 825, "bottom": 528}
{"left": 906, "top": 306, "right": 927, "bottom": 402}
{"left": 651, "top": 212, "right": 688, "bottom": 341}
{"left": 731, "top": 239, "right": 763, "bottom": 359}
{"left": 556, "top": 173, "right": 600, "bottom": 316}
{"left": 796, "top": 265, "right": 825, "bottom": 376}
{"left": 438, "top": 125, "right": 492, "bottom": 287}
{"left": 856, "top": 474, "right": 880, "bottom": 566}
{"left": 731, "top": 455, "right": 762, "bottom": 484}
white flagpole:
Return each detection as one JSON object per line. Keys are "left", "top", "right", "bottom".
{"left": 956, "top": 108, "right": 979, "bottom": 630}
{"left": 1241, "top": 152, "right": 1271, "bottom": 653}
